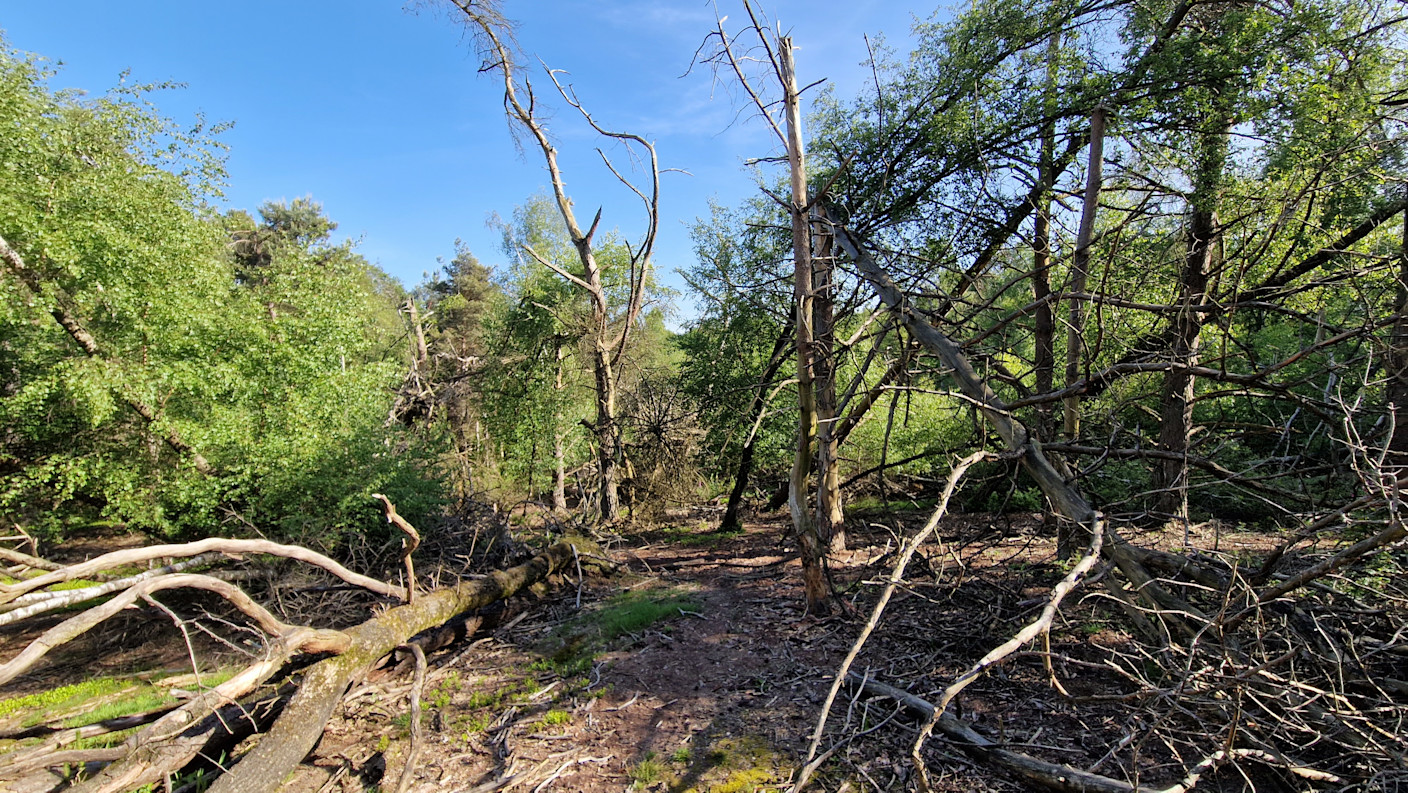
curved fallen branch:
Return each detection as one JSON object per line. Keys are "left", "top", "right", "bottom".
{"left": 0, "top": 537, "right": 406, "bottom": 606}
{"left": 0, "top": 554, "right": 224, "bottom": 627}
{"left": 0, "top": 573, "right": 345, "bottom": 687}
{"left": 204, "top": 537, "right": 593, "bottom": 793}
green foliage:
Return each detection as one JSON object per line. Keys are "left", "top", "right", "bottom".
{"left": 0, "top": 40, "right": 441, "bottom": 546}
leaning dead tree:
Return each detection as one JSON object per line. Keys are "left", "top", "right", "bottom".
{"left": 0, "top": 505, "right": 597, "bottom": 793}
{"left": 777, "top": 215, "right": 1408, "bottom": 791}
{"left": 445, "top": 0, "right": 661, "bottom": 524}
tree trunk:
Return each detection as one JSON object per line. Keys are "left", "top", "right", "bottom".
{"left": 812, "top": 216, "right": 845, "bottom": 553}
{"left": 205, "top": 539, "right": 593, "bottom": 793}
{"left": 721, "top": 317, "right": 795, "bottom": 533}
{"left": 1032, "top": 31, "right": 1060, "bottom": 441}
{"left": 1062, "top": 106, "right": 1105, "bottom": 442}
{"left": 1057, "top": 107, "right": 1104, "bottom": 558}
{"left": 1390, "top": 205, "right": 1408, "bottom": 466}
{"left": 781, "top": 37, "right": 829, "bottom": 616}
{"left": 592, "top": 339, "right": 622, "bottom": 522}
{"left": 552, "top": 342, "right": 569, "bottom": 513}
{"left": 1153, "top": 119, "right": 1230, "bottom": 521}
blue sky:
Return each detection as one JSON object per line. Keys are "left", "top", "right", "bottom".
{"left": 1, "top": 1, "right": 928, "bottom": 319}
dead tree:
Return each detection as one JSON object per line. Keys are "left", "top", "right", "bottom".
{"left": 0, "top": 509, "right": 595, "bottom": 793}
{"left": 699, "top": 2, "right": 836, "bottom": 614}
{"left": 447, "top": 0, "right": 661, "bottom": 524}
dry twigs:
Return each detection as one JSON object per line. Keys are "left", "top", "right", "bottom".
{"left": 807, "top": 224, "right": 1408, "bottom": 791}
{"left": 0, "top": 490, "right": 596, "bottom": 793}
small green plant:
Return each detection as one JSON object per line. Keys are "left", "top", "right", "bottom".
{"left": 670, "top": 746, "right": 692, "bottom": 764}
{"left": 541, "top": 708, "right": 571, "bottom": 726}
{"left": 460, "top": 712, "right": 492, "bottom": 736}
{"left": 629, "top": 752, "right": 664, "bottom": 787}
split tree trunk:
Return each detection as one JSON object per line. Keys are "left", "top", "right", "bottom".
{"left": 781, "top": 36, "right": 830, "bottom": 616}
{"left": 812, "top": 216, "right": 845, "bottom": 553}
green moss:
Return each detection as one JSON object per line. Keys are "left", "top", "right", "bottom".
{"left": 0, "top": 678, "right": 135, "bottom": 722}
{"left": 534, "top": 586, "right": 700, "bottom": 683}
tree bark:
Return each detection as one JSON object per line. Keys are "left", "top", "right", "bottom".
{"left": 205, "top": 539, "right": 593, "bottom": 793}
{"left": 1153, "top": 118, "right": 1229, "bottom": 521}
{"left": 781, "top": 37, "right": 830, "bottom": 616}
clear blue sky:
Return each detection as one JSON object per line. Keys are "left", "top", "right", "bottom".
{"left": 1, "top": 1, "right": 928, "bottom": 319}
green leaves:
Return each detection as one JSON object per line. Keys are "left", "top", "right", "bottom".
{"left": 0, "top": 40, "right": 439, "bottom": 544}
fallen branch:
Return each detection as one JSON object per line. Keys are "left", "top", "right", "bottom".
{"left": 203, "top": 538, "right": 595, "bottom": 793}
{"left": 793, "top": 450, "right": 992, "bottom": 792}
{"left": 848, "top": 673, "right": 1285, "bottom": 793}
{"left": 0, "top": 554, "right": 224, "bottom": 627}
{"left": 908, "top": 517, "right": 1104, "bottom": 791}
{"left": 0, "top": 573, "right": 345, "bottom": 686}
{"left": 0, "top": 537, "right": 406, "bottom": 606}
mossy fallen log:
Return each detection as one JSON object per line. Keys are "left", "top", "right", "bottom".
{"left": 204, "top": 537, "right": 595, "bottom": 793}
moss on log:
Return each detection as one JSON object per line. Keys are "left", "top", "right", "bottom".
{"left": 203, "top": 538, "right": 595, "bottom": 793}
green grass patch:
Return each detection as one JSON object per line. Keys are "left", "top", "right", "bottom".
{"left": 629, "top": 752, "right": 665, "bottom": 787}
{"left": 0, "top": 678, "right": 136, "bottom": 722}
{"left": 534, "top": 587, "right": 700, "bottom": 681}
{"left": 847, "top": 495, "right": 939, "bottom": 515}
{"left": 661, "top": 523, "right": 741, "bottom": 548}
{"left": 0, "top": 669, "right": 237, "bottom": 730}
{"left": 592, "top": 588, "right": 699, "bottom": 642}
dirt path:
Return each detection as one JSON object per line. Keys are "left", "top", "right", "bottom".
{"left": 302, "top": 516, "right": 851, "bottom": 793}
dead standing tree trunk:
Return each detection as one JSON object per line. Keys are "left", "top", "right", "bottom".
{"left": 451, "top": 1, "right": 660, "bottom": 524}
{"left": 780, "top": 37, "right": 832, "bottom": 615}
{"left": 701, "top": 3, "right": 832, "bottom": 614}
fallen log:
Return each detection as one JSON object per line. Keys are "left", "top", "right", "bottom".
{"left": 203, "top": 537, "right": 595, "bottom": 793}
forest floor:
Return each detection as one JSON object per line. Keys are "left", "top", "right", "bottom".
{"left": 0, "top": 508, "right": 1283, "bottom": 793}
{"left": 297, "top": 508, "right": 1273, "bottom": 793}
